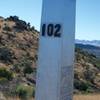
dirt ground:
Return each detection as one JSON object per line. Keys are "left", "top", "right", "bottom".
{"left": 6, "top": 94, "right": 100, "bottom": 100}
{"left": 73, "top": 94, "right": 100, "bottom": 100}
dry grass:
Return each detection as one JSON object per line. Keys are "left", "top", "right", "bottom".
{"left": 74, "top": 94, "right": 100, "bottom": 100}
{"left": 5, "top": 95, "right": 100, "bottom": 100}
{"left": 7, "top": 97, "right": 33, "bottom": 100}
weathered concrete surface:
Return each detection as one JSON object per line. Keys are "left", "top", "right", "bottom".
{"left": 36, "top": 0, "right": 76, "bottom": 100}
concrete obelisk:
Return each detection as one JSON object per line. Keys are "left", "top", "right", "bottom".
{"left": 35, "top": 0, "right": 76, "bottom": 100}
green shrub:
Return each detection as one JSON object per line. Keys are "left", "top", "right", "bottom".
{"left": 0, "top": 77, "right": 8, "bottom": 84}
{"left": 84, "top": 69, "right": 95, "bottom": 82}
{"left": 16, "top": 84, "right": 34, "bottom": 99}
{"left": 0, "top": 47, "right": 13, "bottom": 63}
{"left": 94, "top": 59, "right": 100, "bottom": 69}
{"left": 14, "top": 20, "right": 27, "bottom": 31}
{"left": 3, "top": 26, "right": 12, "bottom": 31}
{"left": 23, "top": 66, "right": 33, "bottom": 74}
{"left": 6, "top": 16, "right": 19, "bottom": 21}
{"left": 14, "top": 56, "right": 33, "bottom": 74}
{"left": 0, "top": 68, "right": 13, "bottom": 80}
{"left": 74, "top": 79, "right": 90, "bottom": 91}
{"left": 32, "top": 88, "right": 35, "bottom": 97}
{"left": 17, "top": 88, "right": 27, "bottom": 98}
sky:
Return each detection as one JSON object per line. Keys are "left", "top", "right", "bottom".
{"left": 0, "top": 0, "right": 100, "bottom": 40}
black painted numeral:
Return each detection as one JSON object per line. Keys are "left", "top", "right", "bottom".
{"left": 42, "top": 24, "right": 46, "bottom": 36}
{"left": 54, "top": 24, "right": 61, "bottom": 37}
{"left": 47, "top": 24, "right": 54, "bottom": 36}
{"left": 42, "top": 24, "right": 61, "bottom": 37}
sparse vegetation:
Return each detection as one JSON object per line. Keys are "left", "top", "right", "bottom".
{"left": 6, "top": 16, "right": 19, "bottom": 22}
{"left": 0, "top": 16, "right": 38, "bottom": 99}
{"left": 74, "top": 79, "right": 90, "bottom": 92}
{"left": 0, "top": 47, "right": 13, "bottom": 63}
{"left": 13, "top": 55, "right": 33, "bottom": 75}
{"left": 75, "top": 47, "right": 100, "bottom": 93}
{"left": 0, "top": 68, "right": 13, "bottom": 80}
{"left": 0, "top": 16, "right": 100, "bottom": 99}
{"left": 15, "top": 84, "right": 35, "bottom": 99}
{"left": 3, "top": 25, "right": 12, "bottom": 31}
{"left": 23, "top": 66, "right": 33, "bottom": 74}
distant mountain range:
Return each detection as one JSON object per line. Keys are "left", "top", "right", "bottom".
{"left": 76, "top": 39, "right": 100, "bottom": 58}
{"left": 76, "top": 43, "right": 100, "bottom": 58}
{"left": 76, "top": 39, "right": 100, "bottom": 47}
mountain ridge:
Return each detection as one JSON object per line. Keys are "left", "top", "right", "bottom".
{"left": 76, "top": 39, "right": 100, "bottom": 47}
{"left": 76, "top": 43, "right": 100, "bottom": 58}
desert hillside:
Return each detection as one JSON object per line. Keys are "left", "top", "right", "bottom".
{"left": 0, "top": 16, "right": 99, "bottom": 99}
{"left": 75, "top": 47, "right": 100, "bottom": 93}
{"left": 0, "top": 16, "right": 38, "bottom": 98}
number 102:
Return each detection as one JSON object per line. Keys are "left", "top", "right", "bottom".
{"left": 41, "top": 24, "right": 62, "bottom": 37}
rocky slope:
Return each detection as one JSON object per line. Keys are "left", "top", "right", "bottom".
{"left": 0, "top": 16, "right": 99, "bottom": 98}
{"left": 0, "top": 16, "right": 38, "bottom": 98}
{"left": 75, "top": 48, "right": 100, "bottom": 93}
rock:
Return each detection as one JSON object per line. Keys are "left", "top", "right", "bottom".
{"left": 0, "top": 92, "right": 6, "bottom": 100}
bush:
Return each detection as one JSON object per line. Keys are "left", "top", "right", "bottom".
{"left": 84, "top": 69, "right": 95, "bottom": 82}
{"left": 23, "top": 66, "right": 33, "bottom": 74}
{"left": 16, "top": 84, "right": 34, "bottom": 99}
{"left": 32, "top": 88, "right": 35, "bottom": 97}
{"left": 17, "top": 88, "right": 27, "bottom": 98}
{"left": 30, "top": 26, "right": 35, "bottom": 31}
{"left": 74, "top": 79, "right": 90, "bottom": 91}
{"left": 3, "top": 26, "right": 12, "bottom": 31}
{"left": 6, "top": 16, "right": 19, "bottom": 22}
{"left": 14, "top": 56, "right": 33, "bottom": 74}
{"left": 0, "top": 47, "right": 13, "bottom": 63}
{"left": 0, "top": 77, "right": 8, "bottom": 84}
{"left": 14, "top": 20, "right": 28, "bottom": 31}
{"left": 0, "top": 68, "right": 13, "bottom": 80}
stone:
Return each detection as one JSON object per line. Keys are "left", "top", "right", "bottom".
{"left": 0, "top": 92, "right": 6, "bottom": 100}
